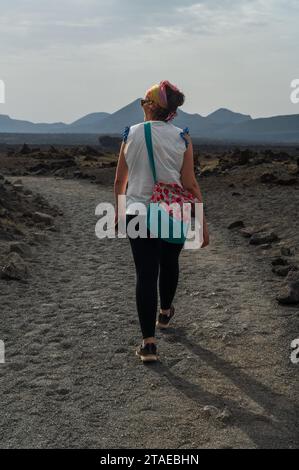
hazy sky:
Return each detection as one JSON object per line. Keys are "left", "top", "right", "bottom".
{"left": 0, "top": 0, "right": 298, "bottom": 123}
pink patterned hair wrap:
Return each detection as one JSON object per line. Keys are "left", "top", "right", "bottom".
{"left": 146, "top": 80, "right": 181, "bottom": 122}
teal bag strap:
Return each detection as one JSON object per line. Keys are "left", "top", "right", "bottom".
{"left": 144, "top": 122, "right": 157, "bottom": 184}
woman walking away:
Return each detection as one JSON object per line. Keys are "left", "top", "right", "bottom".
{"left": 114, "top": 80, "right": 209, "bottom": 363}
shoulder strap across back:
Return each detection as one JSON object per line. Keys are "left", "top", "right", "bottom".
{"left": 144, "top": 122, "right": 157, "bottom": 184}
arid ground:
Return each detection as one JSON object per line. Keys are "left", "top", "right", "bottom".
{"left": 0, "top": 145, "right": 298, "bottom": 448}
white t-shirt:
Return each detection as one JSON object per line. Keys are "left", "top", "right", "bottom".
{"left": 123, "top": 121, "right": 188, "bottom": 214}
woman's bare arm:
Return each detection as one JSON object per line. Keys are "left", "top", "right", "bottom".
{"left": 180, "top": 135, "right": 203, "bottom": 201}
{"left": 180, "top": 134, "right": 209, "bottom": 247}
{"left": 114, "top": 142, "right": 128, "bottom": 221}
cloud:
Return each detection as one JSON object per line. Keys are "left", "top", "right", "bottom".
{"left": 0, "top": 0, "right": 195, "bottom": 51}
{"left": 173, "top": 0, "right": 279, "bottom": 35}
{"left": 0, "top": 0, "right": 297, "bottom": 56}
{"left": 1, "top": 0, "right": 298, "bottom": 122}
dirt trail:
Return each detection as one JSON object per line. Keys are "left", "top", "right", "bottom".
{"left": 0, "top": 176, "right": 298, "bottom": 449}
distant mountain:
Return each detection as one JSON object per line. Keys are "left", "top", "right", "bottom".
{"left": 216, "top": 114, "right": 299, "bottom": 143}
{"left": 1, "top": 101, "right": 299, "bottom": 143}
{"left": 206, "top": 108, "right": 252, "bottom": 126}
{"left": 93, "top": 99, "right": 143, "bottom": 134}
{"left": 65, "top": 99, "right": 251, "bottom": 136}
{"left": 90, "top": 99, "right": 215, "bottom": 136}
{"left": 69, "top": 112, "right": 110, "bottom": 132}
{"left": 0, "top": 114, "right": 68, "bottom": 133}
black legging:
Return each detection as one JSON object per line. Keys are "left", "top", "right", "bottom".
{"left": 126, "top": 214, "right": 184, "bottom": 339}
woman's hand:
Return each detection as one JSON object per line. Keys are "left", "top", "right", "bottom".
{"left": 114, "top": 211, "right": 119, "bottom": 232}
{"left": 114, "top": 209, "right": 127, "bottom": 236}
{"left": 201, "top": 217, "right": 209, "bottom": 248}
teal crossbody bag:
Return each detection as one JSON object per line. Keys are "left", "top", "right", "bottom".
{"left": 144, "top": 122, "right": 194, "bottom": 244}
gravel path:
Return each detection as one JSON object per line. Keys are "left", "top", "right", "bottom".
{"left": 0, "top": 176, "right": 298, "bottom": 449}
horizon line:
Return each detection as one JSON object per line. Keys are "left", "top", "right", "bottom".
{"left": 1, "top": 99, "right": 299, "bottom": 125}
